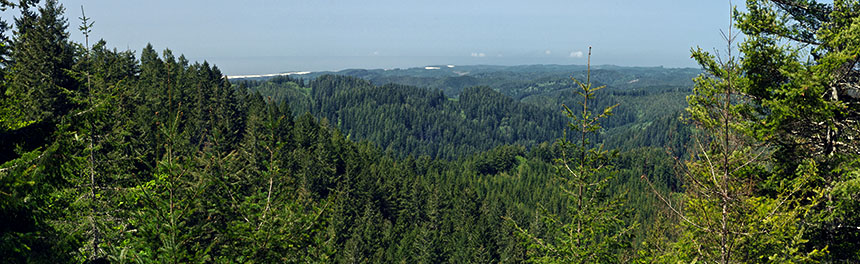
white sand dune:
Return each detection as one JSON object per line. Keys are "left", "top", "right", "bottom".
{"left": 226, "top": 71, "right": 311, "bottom": 79}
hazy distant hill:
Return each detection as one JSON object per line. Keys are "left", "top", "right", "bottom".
{"left": 265, "top": 64, "right": 700, "bottom": 100}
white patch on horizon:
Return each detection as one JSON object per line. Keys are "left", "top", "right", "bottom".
{"left": 570, "top": 51, "right": 584, "bottom": 58}
{"left": 425, "top": 66, "right": 440, "bottom": 70}
{"left": 226, "top": 71, "right": 310, "bottom": 79}
{"left": 471, "top": 52, "right": 486, "bottom": 57}
{"left": 545, "top": 50, "right": 552, "bottom": 55}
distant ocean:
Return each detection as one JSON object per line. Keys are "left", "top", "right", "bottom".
{"left": 197, "top": 55, "right": 596, "bottom": 76}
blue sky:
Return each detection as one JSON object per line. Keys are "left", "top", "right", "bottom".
{"left": 34, "top": 0, "right": 734, "bottom": 74}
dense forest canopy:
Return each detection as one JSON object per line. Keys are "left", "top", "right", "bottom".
{"left": 234, "top": 65, "right": 697, "bottom": 159}
{"left": 0, "top": 0, "right": 858, "bottom": 263}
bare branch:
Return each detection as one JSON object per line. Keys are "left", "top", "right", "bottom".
{"left": 641, "top": 174, "right": 711, "bottom": 232}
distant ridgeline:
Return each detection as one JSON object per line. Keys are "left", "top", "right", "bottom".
{"left": 4, "top": 0, "right": 859, "bottom": 262}
{"left": 231, "top": 65, "right": 699, "bottom": 159}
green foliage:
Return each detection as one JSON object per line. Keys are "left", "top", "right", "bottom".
{"left": 7, "top": 0, "right": 75, "bottom": 122}
{"left": 473, "top": 145, "right": 525, "bottom": 175}
{"left": 509, "top": 48, "right": 637, "bottom": 263}
{"left": 732, "top": 0, "right": 860, "bottom": 261}
{"left": 239, "top": 69, "right": 696, "bottom": 160}
{"left": 11, "top": 0, "right": 858, "bottom": 262}
{"left": 654, "top": 1, "right": 860, "bottom": 261}
{"left": 303, "top": 75, "right": 566, "bottom": 160}
{"left": 0, "top": 8, "right": 684, "bottom": 260}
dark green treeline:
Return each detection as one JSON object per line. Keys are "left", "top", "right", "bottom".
{"left": 3, "top": 0, "right": 859, "bottom": 263}
{"left": 0, "top": 1, "right": 679, "bottom": 262}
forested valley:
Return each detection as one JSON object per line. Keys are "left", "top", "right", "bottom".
{"left": 1, "top": 0, "right": 859, "bottom": 263}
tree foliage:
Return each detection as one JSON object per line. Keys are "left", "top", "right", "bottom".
{"left": 644, "top": 0, "right": 860, "bottom": 262}
{"left": 509, "top": 48, "right": 637, "bottom": 263}
{"left": 1, "top": 0, "right": 856, "bottom": 263}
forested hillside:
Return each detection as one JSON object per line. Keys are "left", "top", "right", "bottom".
{"left": 237, "top": 75, "right": 564, "bottom": 159}
{"left": 235, "top": 67, "right": 695, "bottom": 159}
{"left": 292, "top": 64, "right": 700, "bottom": 99}
{"left": 1, "top": 0, "right": 859, "bottom": 263}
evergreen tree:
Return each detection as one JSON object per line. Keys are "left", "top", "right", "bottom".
{"left": 7, "top": 0, "right": 75, "bottom": 123}
{"left": 646, "top": 3, "right": 834, "bottom": 262}
{"left": 0, "top": 0, "right": 38, "bottom": 130}
{"left": 733, "top": 1, "right": 860, "bottom": 260}
{"left": 509, "top": 48, "right": 637, "bottom": 263}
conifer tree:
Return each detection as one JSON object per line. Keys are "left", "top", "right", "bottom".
{"left": 733, "top": 1, "right": 860, "bottom": 260}
{"left": 645, "top": 2, "right": 830, "bottom": 262}
{"left": 7, "top": 0, "right": 75, "bottom": 123}
{"left": 509, "top": 48, "right": 636, "bottom": 263}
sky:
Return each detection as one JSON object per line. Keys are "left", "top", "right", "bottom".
{"left": 13, "top": 0, "right": 736, "bottom": 75}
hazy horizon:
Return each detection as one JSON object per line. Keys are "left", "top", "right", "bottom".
{"left": 18, "top": 0, "right": 734, "bottom": 75}
{"left": 218, "top": 55, "right": 706, "bottom": 76}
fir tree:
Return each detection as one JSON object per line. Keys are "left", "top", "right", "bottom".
{"left": 7, "top": 0, "right": 75, "bottom": 123}
{"left": 509, "top": 47, "right": 637, "bottom": 263}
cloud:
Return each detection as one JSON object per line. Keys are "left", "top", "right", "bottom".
{"left": 372, "top": 51, "right": 380, "bottom": 56}
{"left": 471, "top": 52, "right": 486, "bottom": 57}
{"left": 570, "top": 51, "right": 584, "bottom": 58}
{"left": 545, "top": 50, "right": 552, "bottom": 55}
